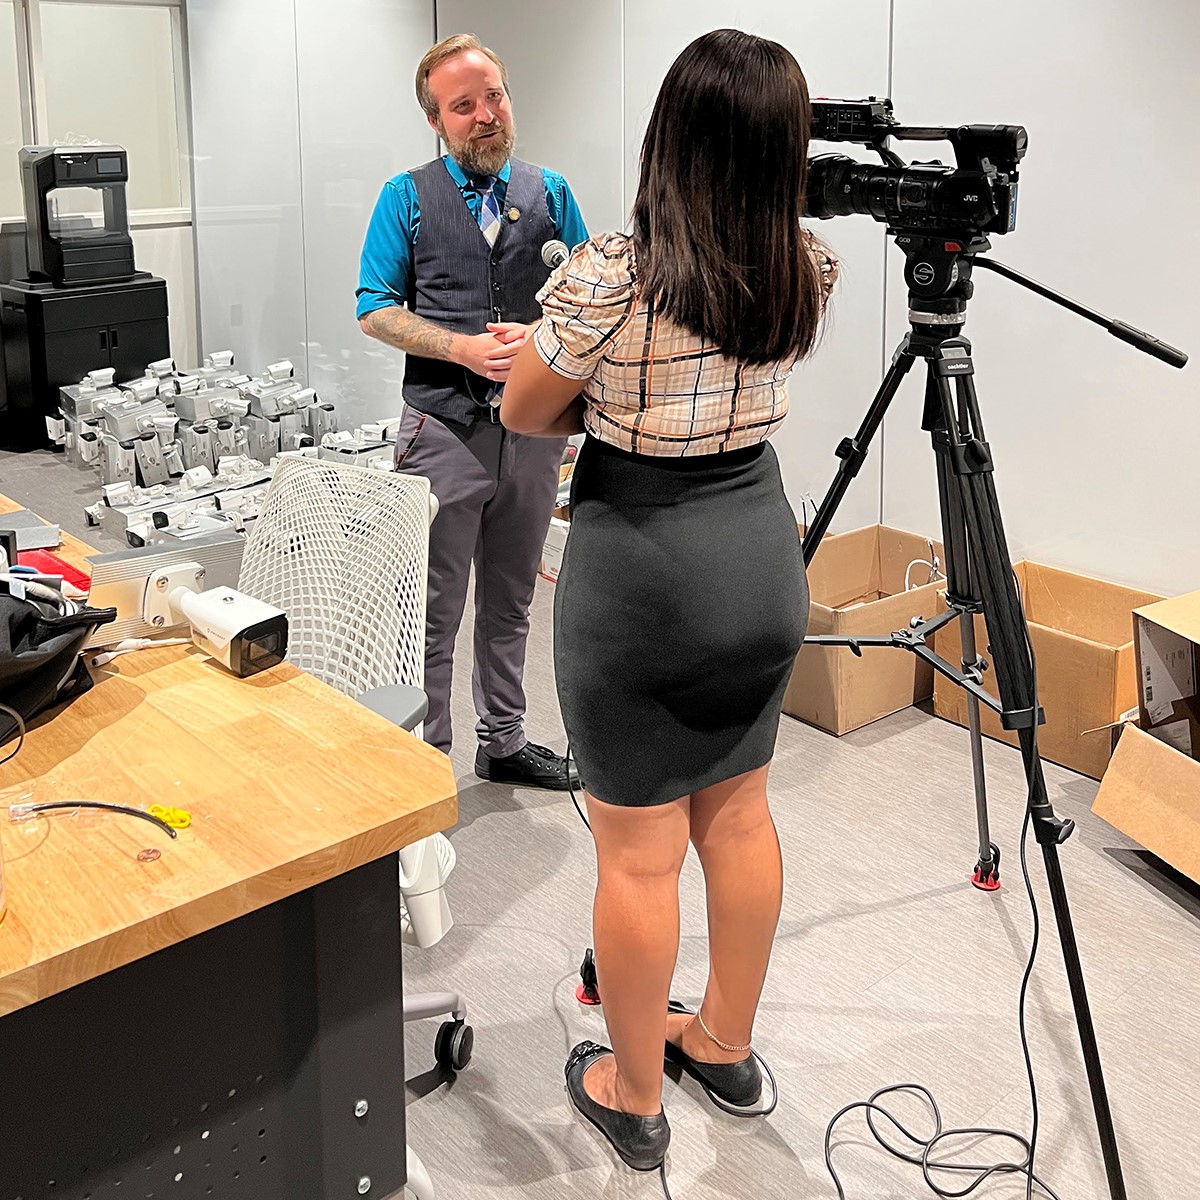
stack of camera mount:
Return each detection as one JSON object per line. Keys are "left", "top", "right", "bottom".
{"left": 56, "top": 352, "right": 401, "bottom": 548}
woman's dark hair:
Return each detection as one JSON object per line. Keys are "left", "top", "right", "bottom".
{"left": 631, "top": 28, "right": 825, "bottom": 365}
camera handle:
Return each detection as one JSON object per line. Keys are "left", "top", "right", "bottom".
{"left": 796, "top": 229, "right": 1193, "bottom": 1200}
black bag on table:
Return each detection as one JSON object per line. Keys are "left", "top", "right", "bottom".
{"left": 0, "top": 584, "right": 117, "bottom": 747}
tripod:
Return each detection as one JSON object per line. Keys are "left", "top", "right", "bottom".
{"left": 802, "top": 229, "right": 1187, "bottom": 1200}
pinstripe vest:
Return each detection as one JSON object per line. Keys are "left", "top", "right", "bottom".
{"left": 403, "top": 157, "right": 555, "bottom": 425}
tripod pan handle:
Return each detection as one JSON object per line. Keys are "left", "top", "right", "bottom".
{"left": 1109, "top": 320, "right": 1188, "bottom": 368}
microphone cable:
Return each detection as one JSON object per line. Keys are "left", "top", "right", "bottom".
{"left": 565, "top": 739, "right": 591, "bottom": 832}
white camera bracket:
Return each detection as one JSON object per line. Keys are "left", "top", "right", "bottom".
{"left": 142, "top": 560, "right": 206, "bottom": 628}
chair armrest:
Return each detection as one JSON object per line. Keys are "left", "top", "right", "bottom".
{"left": 356, "top": 684, "right": 429, "bottom": 733}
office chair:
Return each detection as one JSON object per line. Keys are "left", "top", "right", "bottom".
{"left": 237, "top": 455, "right": 469, "bottom": 1200}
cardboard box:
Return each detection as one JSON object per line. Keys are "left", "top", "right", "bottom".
{"left": 782, "top": 525, "right": 946, "bottom": 735}
{"left": 1132, "top": 591, "right": 1200, "bottom": 760}
{"left": 539, "top": 516, "right": 570, "bottom": 584}
{"left": 1092, "top": 723, "right": 1200, "bottom": 884}
{"left": 933, "top": 562, "right": 1164, "bottom": 779}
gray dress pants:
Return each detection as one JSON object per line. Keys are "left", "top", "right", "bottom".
{"left": 395, "top": 405, "right": 565, "bottom": 756}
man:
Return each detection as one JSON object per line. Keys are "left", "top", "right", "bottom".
{"left": 357, "top": 34, "right": 587, "bottom": 789}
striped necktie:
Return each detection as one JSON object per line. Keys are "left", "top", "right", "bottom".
{"left": 476, "top": 177, "right": 502, "bottom": 246}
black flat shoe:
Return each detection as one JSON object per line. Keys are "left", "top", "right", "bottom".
{"left": 565, "top": 1041, "right": 670, "bottom": 1172}
{"left": 475, "top": 742, "right": 581, "bottom": 791}
{"left": 664, "top": 1001, "right": 764, "bottom": 1111}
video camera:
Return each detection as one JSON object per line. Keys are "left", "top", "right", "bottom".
{"left": 807, "top": 98, "right": 1027, "bottom": 238}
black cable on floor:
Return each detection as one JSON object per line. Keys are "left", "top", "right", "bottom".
{"left": 659, "top": 1159, "right": 674, "bottom": 1199}
{"left": 824, "top": 567, "right": 1057, "bottom": 1200}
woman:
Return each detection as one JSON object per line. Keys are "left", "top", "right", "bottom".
{"left": 502, "top": 28, "right": 837, "bottom": 1173}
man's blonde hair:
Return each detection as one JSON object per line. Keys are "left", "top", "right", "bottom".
{"left": 416, "top": 34, "right": 510, "bottom": 121}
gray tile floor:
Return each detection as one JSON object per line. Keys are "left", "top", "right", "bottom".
{"left": 4, "top": 448, "right": 1197, "bottom": 1199}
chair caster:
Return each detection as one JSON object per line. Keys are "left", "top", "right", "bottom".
{"left": 435, "top": 1018, "right": 474, "bottom": 1071}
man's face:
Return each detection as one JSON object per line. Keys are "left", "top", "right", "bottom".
{"left": 427, "top": 49, "right": 516, "bottom": 177}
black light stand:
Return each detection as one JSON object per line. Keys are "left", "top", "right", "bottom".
{"left": 801, "top": 228, "right": 1188, "bottom": 1200}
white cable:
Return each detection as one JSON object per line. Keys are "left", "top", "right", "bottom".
{"left": 905, "top": 543, "right": 945, "bottom": 592}
{"left": 1, "top": 575, "right": 78, "bottom": 615}
{"left": 89, "top": 637, "right": 189, "bottom": 667}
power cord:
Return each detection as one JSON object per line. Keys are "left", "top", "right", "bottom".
{"left": 0, "top": 701, "right": 26, "bottom": 766}
{"left": 824, "top": 567, "right": 1055, "bottom": 1200}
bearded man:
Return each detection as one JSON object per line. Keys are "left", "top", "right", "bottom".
{"left": 357, "top": 34, "right": 587, "bottom": 789}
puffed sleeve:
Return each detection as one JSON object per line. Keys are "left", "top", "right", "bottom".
{"left": 804, "top": 229, "right": 840, "bottom": 305}
{"left": 534, "top": 232, "right": 639, "bottom": 381}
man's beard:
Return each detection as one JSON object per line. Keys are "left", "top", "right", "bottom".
{"left": 443, "top": 119, "right": 516, "bottom": 177}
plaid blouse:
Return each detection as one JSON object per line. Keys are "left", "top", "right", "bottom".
{"left": 534, "top": 231, "right": 838, "bottom": 456}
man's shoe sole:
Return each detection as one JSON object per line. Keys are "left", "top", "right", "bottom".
{"left": 474, "top": 763, "right": 577, "bottom": 791}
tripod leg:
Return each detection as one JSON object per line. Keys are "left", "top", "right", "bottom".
{"left": 939, "top": 369, "right": 1127, "bottom": 1200}
{"left": 803, "top": 342, "right": 916, "bottom": 563}
{"left": 961, "top": 619, "right": 1000, "bottom": 890}
{"left": 931, "top": 401, "right": 999, "bottom": 889}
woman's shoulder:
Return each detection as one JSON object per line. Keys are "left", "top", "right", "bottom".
{"left": 540, "top": 232, "right": 638, "bottom": 312}
{"left": 565, "top": 231, "right": 638, "bottom": 286}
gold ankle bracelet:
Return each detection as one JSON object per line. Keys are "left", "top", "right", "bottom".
{"left": 696, "top": 1009, "right": 751, "bottom": 1054}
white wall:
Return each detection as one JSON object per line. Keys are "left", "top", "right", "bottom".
{"left": 882, "top": 0, "right": 1200, "bottom": 596}
{"left": 188, "top": 0, "right": 434, "bottom": 429}
{"left": 295, "top": 0, "right": 435, "bottom": 429}
{"left": 444, "top": 0, "right": 1199, "bottom": 594}
{"left": 188, "top": 0, "right": 307, "bottom": 378}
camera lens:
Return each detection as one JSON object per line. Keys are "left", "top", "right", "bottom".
{"left": 807, "top": 155, "right": 991, "bottom": 233}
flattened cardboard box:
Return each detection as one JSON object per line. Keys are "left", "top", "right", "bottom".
{"left": 932, "top": 562, "right": 1163, "bottom": 780}
{"left": 783, "top": 525, "right": 945, "bottom": 736}
{"left": 1092, "top": 724, "right": 1200, "bottom": 885}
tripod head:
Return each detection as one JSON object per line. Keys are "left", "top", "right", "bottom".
{"left": 892, "top": 231, "right": 989, "bottom": 332}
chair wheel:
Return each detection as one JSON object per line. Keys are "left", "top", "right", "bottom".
{"left": 435, "top": 1019, "right": 474, "bottom": 1071}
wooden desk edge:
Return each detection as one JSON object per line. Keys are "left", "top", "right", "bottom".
{"left": 0, "top": 792, "right": 457, "bottom": 1017}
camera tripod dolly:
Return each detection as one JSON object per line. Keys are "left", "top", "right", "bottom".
{"left": 801, "top": 229, "right": 1187, "bottom": 1200}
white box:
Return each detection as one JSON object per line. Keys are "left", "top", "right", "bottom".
{"left": 540, "top": 517, "right": 570, "bottom": 583}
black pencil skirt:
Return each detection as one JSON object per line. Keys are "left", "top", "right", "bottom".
{"left": 553, "top": 435, "right": 809, "bottom": 807}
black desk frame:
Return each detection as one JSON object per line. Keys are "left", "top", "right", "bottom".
{"left": 0, "top": 854, "right": 407, "bottom": 1200}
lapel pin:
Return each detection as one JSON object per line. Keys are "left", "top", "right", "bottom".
{"left": 508, "top": 207, "right": 521, "bottom": 222}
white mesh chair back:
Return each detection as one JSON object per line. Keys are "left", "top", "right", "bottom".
{"left": 238, "top": 457, "right": 430, "bottom": 698}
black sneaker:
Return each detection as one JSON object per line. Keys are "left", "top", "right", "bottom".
{"left": 474, "top": 742, "right": 581, "bottom": 791}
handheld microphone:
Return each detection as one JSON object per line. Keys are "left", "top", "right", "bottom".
{"left": 541, "top": 239, "right": 569, "bottom": 269}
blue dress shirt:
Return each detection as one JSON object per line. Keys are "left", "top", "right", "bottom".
{"left": 356, "top": 155, "right": 589, "bottom": 321}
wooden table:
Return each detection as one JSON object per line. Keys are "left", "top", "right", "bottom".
{"left": 0, "top": 495, "right": 457, "bottom": 1200}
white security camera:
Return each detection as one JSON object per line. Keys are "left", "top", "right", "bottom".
{"left": 143, "top": 562, "right": 288, "bottom": 676}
